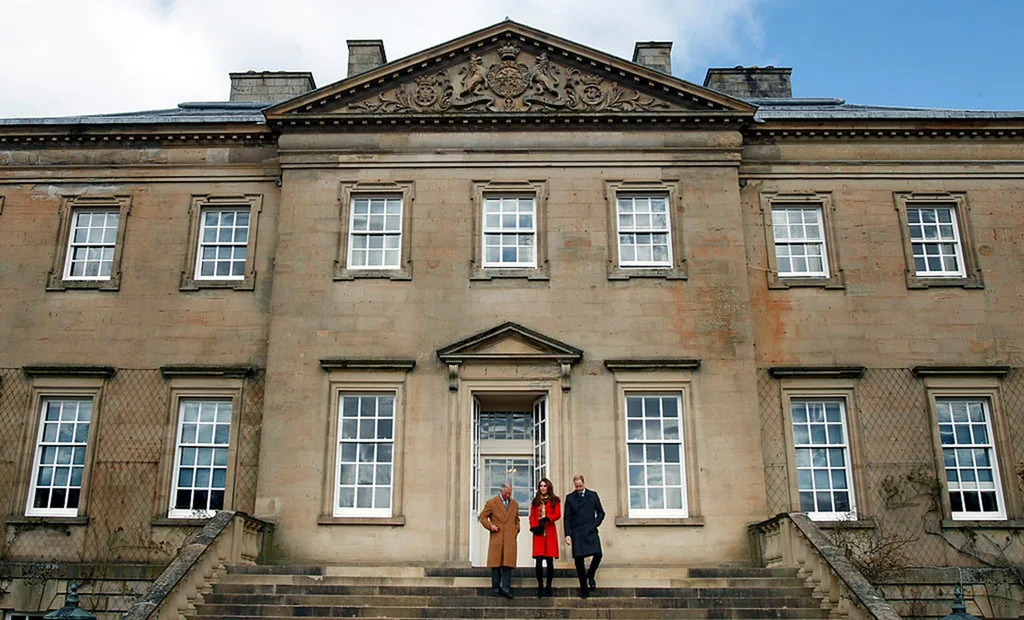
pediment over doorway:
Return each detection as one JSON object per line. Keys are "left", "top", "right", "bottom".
{"left": 436, "top": 322, "right": 583, "bottom": 365}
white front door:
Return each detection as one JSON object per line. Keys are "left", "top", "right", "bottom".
{"left": 470, "top": 406, "right": 547, "bottom": 567}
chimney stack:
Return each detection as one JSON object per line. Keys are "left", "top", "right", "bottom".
{"left": 632, "top": 42, "right": 672, "bottom": 75}
{"left": 229, "top": 71, "right": 316, "bottom": 103}
{"left": 347, "top": 40, "right": 387, "bottom": 77}
{"left": 703, "top": 67, "right": 793, "bottom": 99}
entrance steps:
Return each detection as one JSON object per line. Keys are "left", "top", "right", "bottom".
{"left": 192, "top": 564, "right": 830, "bottom": 619}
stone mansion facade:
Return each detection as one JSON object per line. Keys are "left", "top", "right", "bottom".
{"left": 1, "top": 19, "right": 1023, "bottom": 618}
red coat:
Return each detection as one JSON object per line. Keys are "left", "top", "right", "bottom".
{"left": 528, "top": 499, "right": 561, "bottom": 559}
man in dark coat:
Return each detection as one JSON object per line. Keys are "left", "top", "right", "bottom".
{"left": 563, "top": 473, "right": 604, "bottom": 598}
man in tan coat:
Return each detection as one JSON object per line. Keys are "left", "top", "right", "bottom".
{"left": 479, "top": 481, "right": 520, "bottom": 598}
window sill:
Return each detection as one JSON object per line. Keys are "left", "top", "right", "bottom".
{"left": 180, "top": 274, "right": 256, "bottom": 291}
{"left": 152, "top": 517, "right": 211, "bottom": 527}
{"left": 470, "top": 267, "right": 549, "bottom": 281}
{"left": 318, "top": 516, "right": 406, "bottom": 526}
{"left": 768, "top": 274, "right": 845, "bottom": 290}
{"left": 906, "top": 274, "right": 983, "bottom": 290}
{"left": 941, "top": 519, "right": 1024, "bottom": 529}
{"left": 7, "top": 516, "right": 90, "bottom": 526}
{"left": 46, "top": 274, "right": 121, "bottom": 292}
{"left": 615, "top": 516, "right": 703, "bottom": 527}
{"left": 334, "top": 266, "right": 412, "bottom": 281}
{"left": 815, "top": 519, "right": 876, "bottom": 530}
{"left": 608, "top": 266, "right": 686, "bottom": 281}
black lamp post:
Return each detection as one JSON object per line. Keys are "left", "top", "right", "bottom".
{"left": 44, "top": 581, "right": 96, "bottom": 620}
{"left": 941, "top": 583, "right": 978, "bottom": 620}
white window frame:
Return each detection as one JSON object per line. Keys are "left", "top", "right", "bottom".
{"left": 168, "top": 399, "right": 234, "bottom": 519}
{"left": 333, "top": 392, "right": 397, "bottom": 518}
{"left": 936, "top": 397, "right": 1006, "bottom": 521}
{"left": 615, "top": 193, "right": 673, "bottom": 269}
{"left": 790, "top": 398, "right": 856, "bottom": 521}
{"left": 905, "top": 205, "right": 967, "bottom": 278}
{"left": 346, "top": 195, "right": 404, "bottom": 270}
{"left": 194, "top": 208, "right": 251, "bottom": 281}
{"left": 624, "top": 392, "right": 688, "bottom": 519}
{"left": 772, "top": 206, "right": 829, "bottom": 278}
{"left": 481, "top": 195, "right": 537, "bottom": 269}
{"left": 26, "top": 397, "right": 94, "bottom": 518}
{"left": 62, "top": 209, "right": 120, "bottom": 281}
{"left": 6, "top": 613, "right": 47, "bottom": 620}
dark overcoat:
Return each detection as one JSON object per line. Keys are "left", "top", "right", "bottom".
{"left": 563, "top": 489, "right": 604, "bottom": 558}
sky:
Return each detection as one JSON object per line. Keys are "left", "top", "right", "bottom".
{"left": 0, "top": 0, "right": 1021, "bottom": 119}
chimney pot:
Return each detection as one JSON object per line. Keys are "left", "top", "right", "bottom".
{"left": 703, "top": 66, "right": 793, "bottom": 99}
{"left": 348, "top": 40, "right": 387, "bottom": 77}
{"left": 229, "top": 71, "right": 316, "bottom": 103}
{"left": 632, "top": 41, "right": 672, "bottom": 75}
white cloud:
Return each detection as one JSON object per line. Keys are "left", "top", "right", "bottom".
{"left": 0, "top": 0, "right": 762, "bottom": 118}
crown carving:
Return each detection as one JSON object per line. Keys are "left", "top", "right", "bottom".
{"left": 497, "top": 43, "right": 520, "bottom": 59}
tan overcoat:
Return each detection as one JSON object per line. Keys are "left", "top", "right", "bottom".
{"left": 479, "top": 495, "right": 520, "bottom": 567}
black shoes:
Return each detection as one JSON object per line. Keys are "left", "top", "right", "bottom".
{"left": 491, "top": 590, "right": 500, "bottom": 598}
{"left": 500, "top": 590, "right": 514, "bottom": 599}
{"left": 588, "top": 576, "right": 596, "bottom": 590}
{"left": 579, "top": 588, "right": 589, "bottom": 599}
{"left": 545, "top": 585, "right": 553, "bottom": 597}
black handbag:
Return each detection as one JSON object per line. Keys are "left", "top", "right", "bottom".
{"left": 530, "top": 524, "right": 545, "bottom": 536}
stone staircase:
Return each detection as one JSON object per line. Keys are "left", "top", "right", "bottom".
{"left": 190, "top": 564, "right": 832, "bottom": 619}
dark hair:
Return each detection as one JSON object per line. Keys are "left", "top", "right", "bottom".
{"left": 532, "top": 477, "right": 560, "bottom": 506}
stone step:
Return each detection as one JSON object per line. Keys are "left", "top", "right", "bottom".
{"left": 201, "top": 593, "right": 822, "bottom": 608}
{"left": 209, "top": 583, "right": 815, "bottom": 598}
{"left": 193, "top": 604, "right": 830, "bottom": 619}
{"left": 220, "top": 574, "right": 809, "bottom": 589}
{"left": 226, "top": 565, "right": 800, "bottom": 580}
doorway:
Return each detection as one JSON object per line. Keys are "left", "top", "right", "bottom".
{"left": 470, "top": 395, "right": 548, "bottom": 567}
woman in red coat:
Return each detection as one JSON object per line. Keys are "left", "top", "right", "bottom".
{"left": 529, "top": 477, "right": 561, "bottom": 597}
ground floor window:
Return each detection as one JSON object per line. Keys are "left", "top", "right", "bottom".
{"left": 27, "top": 398, "right": 92, "bottom": 517}
{"left": 335, "top": 393, "right": 395, "bottom": 517}
{"left": 625, "top": 393, "right": 687, "bottom": 517}
{"left": 790, "top": 399, "right": 855, "bottom": 520}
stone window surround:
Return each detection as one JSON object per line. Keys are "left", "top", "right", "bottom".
{"left": 334, "top": 181, "right": 414, "bottom": 281}
{"left": 13, "top": 366, "right": 115, "bottom": 521}
{"left": 317, "top": 359, "right": 415, "bottom": 525}
{"left": 769, "top": 367, "right": 869, "bottom": 522}
{"left": 894, "top": 191, "right": 983, "bottom": 290}
{"left": 0, "top": 195, "right": 5, "bottom": 215}
{"left": 179, "top": 194, "right": 263, "bottom": 291}
{"left": 606, "top": 359, "right": 702, "bottom": 526}
{"left": 154, "top": 366, "right": 251, "bottom": 522}
{"left": 605, "top": 180, "right": 687, "bottom": 281}
{"left": 759, "top": 191, "right": 844, "bottom": 290}
{"left": 46, "top": 195, "right": 132, "bottom": 292}
{"left": 915, "top": 368, "right": 1018, "bottom": 522}
{"left": 470, "top": 180, "right": 549, "bottom": 281}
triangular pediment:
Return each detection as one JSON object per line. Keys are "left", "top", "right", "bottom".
{"left": 266, "top": 21, "right": 754, "bottom": 124}
{"left": 437, "top": 322, "right": 583, "bottom": 365}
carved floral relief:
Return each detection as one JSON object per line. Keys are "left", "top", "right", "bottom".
{"left": 347, "top": 43, "right": 673, "bottom": 114}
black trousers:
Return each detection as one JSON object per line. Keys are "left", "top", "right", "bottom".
{"left": 574, "top": 553, "right": 602, "bottom": 591}
{"left": 490, "top": 566, "right": 512, "bottom": 593}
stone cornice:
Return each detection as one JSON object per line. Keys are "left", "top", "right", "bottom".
{"left": 319, "top": 359, "right": 417, "bottom": 372}
{"left": 0, "top": 124, "right": 273, "bottom": 147}
{"left": 768, "top": 366, "right": 866, "bottom": 379}
{"left": 160, "top": 365, "right": 258, "bottom": 379}
{"left": 23, "top": 365, "right": 116, "bottom": 378}
{"left": 604, "top": 359, "right": 702, "bottom": 371}
{"left": 912, "top": 365, "right": 1011, "bottom": 378}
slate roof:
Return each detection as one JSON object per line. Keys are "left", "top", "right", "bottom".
{"left": 749, "top": 98, "right": 1024, "bottom": 121}
{"left": 0, "top": 102, "right": 267, "bottom": 126}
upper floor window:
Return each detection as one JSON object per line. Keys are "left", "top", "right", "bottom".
{"left": 482, "top": 195, "right": 536, "bottom": 268}
{"left": 27, "top": 398, "right": 93, "bottom": 517}
{"left": 47, "top": 195, "right": 132, "bottom": 291}
{"left": 616, "top": 194, "right": 672, "bottom": 268}
{"left": 64, "top": 210, "right": 119, "bottom": 280}
{"left": 348, "top": 196, "right": 403, "bottom": 270}
{"left": 894, "top": 192, "right": 982, "bottom": 289}
{"left": 772, "top": 206, "right": 828, "bottom": 278}
{"left": 196, "top": 209, "right": 249, "bottom": 280}
{"left": 937, "top": 398, "right": 1005, "bottom": 520}
{"left": 791, "top": 399, "right": 855, "bottom": 520}
{"left": 906, "top": 206, "right": 965, "bottom": 278}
